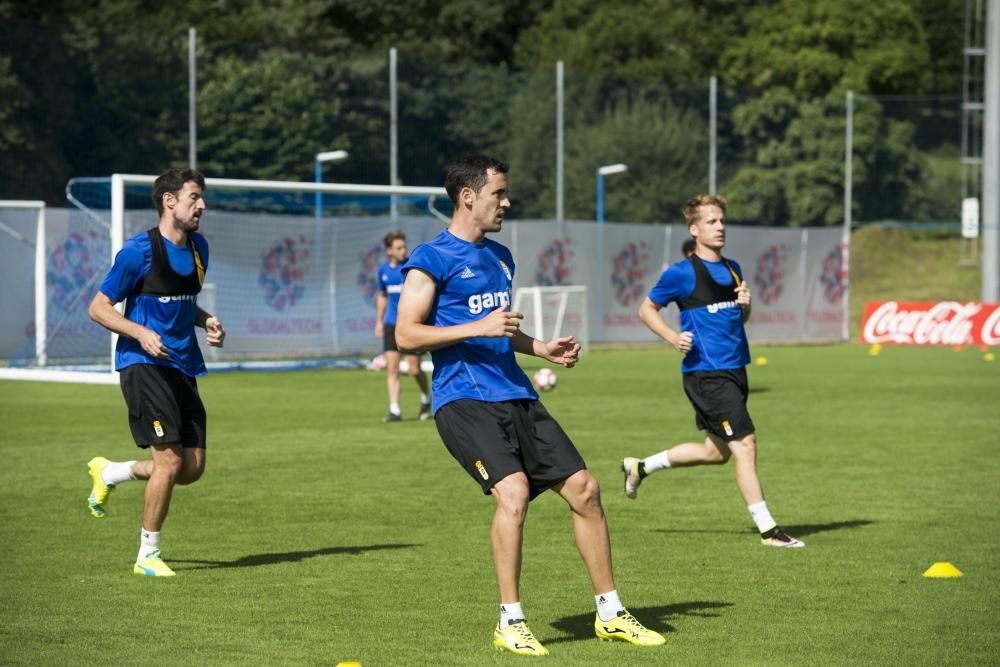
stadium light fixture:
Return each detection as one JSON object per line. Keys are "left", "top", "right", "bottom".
{"left": 596, "top": 163, "right": 627, "bottom": 224}
{"left": 315, "top": 149, "right": 349, "bottom": 219}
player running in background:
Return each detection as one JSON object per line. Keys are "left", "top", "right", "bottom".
{"left": 375, "top": 230, "right": 431, "bottom": 422}
{"left": 623, "top": 194, "right": 804, "bottom": 549}
{"left": 86, "top": 168, "right": 226, "bottom": 576}
{"left": 396, "top": 155, "right": 665, "bottom": 656}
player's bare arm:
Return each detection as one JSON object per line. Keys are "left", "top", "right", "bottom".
{"left": 395, "top": 269, "right": 522, "bottom": 351}
{"left": 88, "top": 291, "right": 168, "bottom": 358}
{"left": 512, "top": 331, "right": 580, "bottom": 368}
{"left": 374, "top": 291, "right": 386, "bottom": 338}
{"left": 735, "top": 282, "right": 752, "bottom": 322}
{"left": 638, "top": 297, "right": 693, "bottom": 353}
{"left": 196, "top": 307, "right": 226, "bottom": 347}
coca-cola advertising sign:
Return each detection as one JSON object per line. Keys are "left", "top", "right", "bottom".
{"left": 861, "top": 301, "right": 1000, "bottom": 346}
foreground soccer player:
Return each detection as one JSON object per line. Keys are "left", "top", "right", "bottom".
{"left": 396, "top": 155, "right": 665, "bottom": 656}
{"left": 87, "top": 168, "right": 225, "bottom": 576}
{"left": 624, "top": 194, "right": 803, "bottom": 548}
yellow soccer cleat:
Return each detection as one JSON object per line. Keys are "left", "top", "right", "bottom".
{"left": 621, "top": 457, "right": 643, "bottom": 499}
{"left": 133, "top": 550, "right": 176, "bottom": 577}
{"left": 87, "top": 457, "right": 115, "bottom": 518}
{"left": 594, "top": 609, "right": 666, "bottom": 646}
{"left": 493, "top": 620, "right": 549, "bottom": 656}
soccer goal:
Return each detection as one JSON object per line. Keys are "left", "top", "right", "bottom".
{"left": 512, "top": 285, "right": 590, "bottom": 352}
{"left": 1, "top": 175, "right": 451, "bottom": 383}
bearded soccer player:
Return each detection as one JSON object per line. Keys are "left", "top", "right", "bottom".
{"left": 623, "top": 194, "right": 803, "bottom": 548}
{"left": 395, "top": 155, "right": 665, "bottom": 656}
{"left": 86, "top": 168, "right": 226, "bottom": 576}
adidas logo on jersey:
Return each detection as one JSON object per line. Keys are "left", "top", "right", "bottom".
{"left": 460, "top": 266, "right": 475, "bottom": 279}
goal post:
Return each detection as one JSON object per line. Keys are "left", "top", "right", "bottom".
{"left": 512, "top": 284, "right": 589, "bottom": 351}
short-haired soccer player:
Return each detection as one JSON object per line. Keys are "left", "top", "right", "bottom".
{"left": 396, "top": 155, "right": 665, "bottom": 656}
{"left": 623, "top": 194, "right": 803, "bottom": 548}
{"left": 86, "top": 168, "right": 226, "bottom": 576}
{"left": 375, "top": 230, "right": 431, "bottom": 422}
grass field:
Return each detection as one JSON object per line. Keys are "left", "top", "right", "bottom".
{"left": 1, "top": 345, "right": 998, "bottom": 665}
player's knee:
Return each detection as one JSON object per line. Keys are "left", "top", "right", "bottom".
{"left": 176, "top": 466, "right": 204, "bottom": 485}
{"left": 568, "top": 471, "right": 603, "bottom": 510}
{"left": 729, "top": 437, "right": 757, "bottom": 461}
{"left": 495, "top": 478, "right": 530, "bottom": 517}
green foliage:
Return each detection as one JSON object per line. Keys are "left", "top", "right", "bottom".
{"left": 720, "top": 0, "right": 930, "bottom": 95}
{"left": 722, "top": 90, "right": 926, "bottom": 227}
{"left": 0, "top": 0, "right": 964, "bottom": 225}
{"left": 198, "top": 50, "right": 357, "bottom": 181}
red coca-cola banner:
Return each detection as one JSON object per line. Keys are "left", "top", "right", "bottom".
{"left": 861, "top": 301, "right": 1000, "bottom": 346}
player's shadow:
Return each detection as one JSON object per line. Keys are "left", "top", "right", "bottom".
{"left": 653, "top": 519, "right": 874, "bottom": 537}
{"left": 748, "top": 386, "right": 771, "bottom": 394}
{"left": 169, "top": 543, "right": 420, "bottom": 571}
{"left": 780, "top": 519, "right": 874, "bottom": 538}
{"left": 546, "top": 601, "right": 732, "bottom": 645}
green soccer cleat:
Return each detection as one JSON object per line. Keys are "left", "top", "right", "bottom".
{"left": 493, "top": 619, "right": 549, "bottom": 656}
{"left": 87, "top": 457, "right": 115, "bottom": 518}
{"left": 595, "top": 609, "right": 666, "bottom": 646}
{"left": 133, "top": 550, "right": 176, "bottom": 577}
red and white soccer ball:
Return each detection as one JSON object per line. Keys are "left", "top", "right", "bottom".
{"left": 533, "top": 367, "right": 558, "bottom": 392}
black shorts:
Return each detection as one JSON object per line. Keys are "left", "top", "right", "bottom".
{"left": 383, "top": 323, "right": 423, "bottom": 356}
{"left": 435, "top": 399, "right": 586, "bottom": 500}
{"left": 119, "top": 364, "right": 207, "bottom": 449}
{"left": 682, "top": 368, "right": 755, "bottom": 441}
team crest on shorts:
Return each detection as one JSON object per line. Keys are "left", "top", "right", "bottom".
{"left": 475, "top": 459, "right": 489, "bottom": 480}
{"left": 499, "top": 261, "right": 512, "bottom": 281}
{"left": 153, "top": 420, "right": 164, "bottom": 437}
{"left": 722, "top": 420, "right": 733, "bottom": 436}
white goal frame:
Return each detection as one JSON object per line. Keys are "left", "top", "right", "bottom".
{"left": 512, "top": 284, "right": 589, "bottom": 350}
{"left": 1, "top": 175, "right": 448, "bottom": 384}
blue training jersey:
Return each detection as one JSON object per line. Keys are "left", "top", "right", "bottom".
{"left": 377, "top": 260, "right": 405, "bottom": 326}
{"left": 98, "top": 231, "right": 210, "bottom": 377}
{"left": 647, "top": 255, "right": 751, "bottom": 373}
{"left": 403, "top": 230, "right": 537, "bottom": 412}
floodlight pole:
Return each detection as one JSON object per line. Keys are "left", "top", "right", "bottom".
{"left": 984, "top": 0, "right": 1000, "bottom": 301}
{"left": 314, "top": 150, "right": 349, "bottom": 220}
{"left": 188, "top": 27, "right": 197, "bottom": 169}
{"left": 596, "top": 163, "right": 628, "bottom": 224}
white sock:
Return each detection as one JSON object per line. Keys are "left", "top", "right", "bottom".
{"left": 102, "top": 461, "right": 137, "bottom": 485}
{"left": 420, "top": 393, "right": 429, "bottom": 405}
{"left": 500, "top": 602, "right": 525, "bottom": 626}
{"left": 748, "top": 501, "right": 777, "bottom": 534}
{"left": 389, "top": 402, "right": 401, "bottom": 416}
{"left": 138, "top": 528, "right": 161, "bottom": 560}
{"left": 641, "top": 451, "right": 671, "bottom": 474}
{"left": 596, "top": 590, "right": 624, "bottom": 621}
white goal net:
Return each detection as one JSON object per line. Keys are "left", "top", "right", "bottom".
{"left": 3, "top": 175, "right": 451, "bottom": 382}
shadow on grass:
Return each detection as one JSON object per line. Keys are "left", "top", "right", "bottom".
{"left": 546, "top": 601, "right": 732, "bottom": 645}
{"left": 170, "top": 543, "right": 420, "bottom": 570}
{"left": 653, "top": 519, "right": 874, "bottom": 538}
{"left": 748, "top": 386, "right": 771, "bottom": 394}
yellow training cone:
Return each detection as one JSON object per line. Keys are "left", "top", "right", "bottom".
{"left": 869, "top": 344, "right": 881, "bottom": 356}
{"left": 985, "top": 352, "right": 995, "bottom": 362}
{"left": 755, "top": 356, "right": 768, "bottom": 366}
{"left": 923, "top": 562, "right": 963, "bottom": 578}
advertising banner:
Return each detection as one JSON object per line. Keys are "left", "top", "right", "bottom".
{"left": 861, "top": 301, "right": 1000, "bottom": 346}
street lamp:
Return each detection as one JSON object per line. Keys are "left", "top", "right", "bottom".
{"left": 596, "top": 163, "right": 628, "bottom": 224}
{"left": 315, "top": 149, "right": 349, "bottom": 219}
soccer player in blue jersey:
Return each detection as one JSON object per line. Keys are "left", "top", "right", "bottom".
{"left": 375, "top": 230, "right": 431, "bottom": 422}
{"left": 623, "top": 194, "right": 803, "bottom": 548}
{"left": 85, "top": 168, "right": 226, "bottom": 576}
{"left": 396, "top": 155, "right": 665, "bottom": 656}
